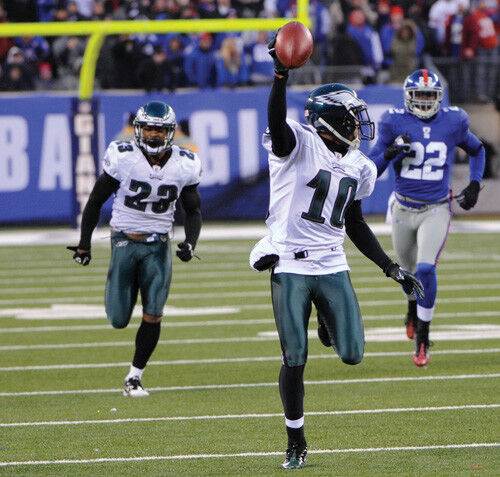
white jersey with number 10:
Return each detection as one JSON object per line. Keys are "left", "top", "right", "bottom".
{"left": 262, "top": 119, "right": 377, "bottom": 274}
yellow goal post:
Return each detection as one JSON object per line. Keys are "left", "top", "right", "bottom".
{"left": 0, "top": 1, "right": 310, "bottom": 99}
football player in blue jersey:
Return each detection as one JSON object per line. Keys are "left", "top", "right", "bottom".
{"left": 370, "top": 69, "right": 485, "bottom": 367}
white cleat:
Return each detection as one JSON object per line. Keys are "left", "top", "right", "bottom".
{"left": 123, "top": 377, "right": 149, "bottom": 397}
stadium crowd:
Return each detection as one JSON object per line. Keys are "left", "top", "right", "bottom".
{"left": 0, "top": 0, "right": 498, "bottom": 101}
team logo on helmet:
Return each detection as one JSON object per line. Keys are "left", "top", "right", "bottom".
{"left": 134, "top": 101, "right": 177, "bottom": 155}
{"left": 404, "top": 69, "right": 443, "bottom": 119}
{"left": 304, "top": 84, "right": 374, "bottom": 149}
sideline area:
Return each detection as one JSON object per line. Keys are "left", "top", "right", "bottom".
{"left": 0, "top": 220, "right": 500, "bottom": 247}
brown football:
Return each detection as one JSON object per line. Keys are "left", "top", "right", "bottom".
{"left": 274, "top": 21, "right": 314, "bottom": 69}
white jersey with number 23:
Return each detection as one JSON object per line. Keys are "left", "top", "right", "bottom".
{"left": 103, "top": 140, "right": 202, "bottom": 235}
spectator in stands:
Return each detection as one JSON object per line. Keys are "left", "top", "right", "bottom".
{"left": 248, "top": 30, "right": 274, "bottom": 84}
{"left": 4, "top": 47, "right": 36, "bottom": 90}
{"left": 216, "top": 37, "right": 249, "bottom": 87}
{"left": 52, "top": 36, "right": 86, "bottom": 89}
{"left": 173, "top": 118, "right": 199, "bottom": 152}
{"left": 428, "top": 0, "right": 462, "bottom": 47}
{"left": 389, "top": 20, "right": 419, "bottom": 83}
{"left": 380, "top": 6, "right": 425, "bottom": 69}
{"left": 14, "top": 36, "right": 51, "bottom": 67}
{"left": 73, "top": 0, "right": 94, "bottom": 18}
{"left": 216, "top": 0, "right": 233, "bottom": 18}
{"left": 375, "top": 0, "right": 391, "bottom": 31}
{"left": 233, "top": 0, "right": 264, "bottom": 18}
{"left": 166, "top": 35, "right": 187, "bottom": 87}
{"left": 346, "top": 9, "right": 384, "bottom": 83}
{"left": 444, "top": 0, "right": 472, "bottom": 101}
{"left": 309, "top": 0, "right": 331, "bottom": 66}
{"left": 463, "top": 0, "right": 499, "bottom": 102}
{"left": 35, "top": 61, "right": 56, "bottom": 90}
{"left": 109, "top": 35, "right": 143, "bottom": 88}
{"left": 184, "top": 32, "right": 216, "bottom": 88}
{"left": 37, "top": 0, "right": 57, "bottom": 21}
{"left": 136, "top": 44, "right": 174, "bottom": 92}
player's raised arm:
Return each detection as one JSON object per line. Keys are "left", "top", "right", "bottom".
{"left": 177, "top": 184, "right": 202, "bottom": 262}
{"left": 67, "top": 172, "right": 119, "bottom": 265}
{"left": 266, "top": 33, "right": 296, "bottom": 157}
{"left": 456, "top": 112, "right": 486, "bottom": 210}
{"left": 345, "top": 199, "right": 424, "bottom": 298}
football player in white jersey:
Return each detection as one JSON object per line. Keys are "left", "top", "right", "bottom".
{"left": 68, "top": 101, "right": 202, "bottom": 397}
{"left": 249, "top": 37, "right": 424, "bottom": 469}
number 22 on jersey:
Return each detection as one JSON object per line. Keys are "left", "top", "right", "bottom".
{"left": 401, "top": 141, "right": 447, "bottom": 181}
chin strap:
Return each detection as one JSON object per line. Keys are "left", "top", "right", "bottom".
{"left": 317, "top": 118, "right": 360, "bottom": 150}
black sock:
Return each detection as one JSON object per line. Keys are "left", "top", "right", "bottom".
{"left": 286, "top": 426, "right": 306, "bottom": 447}
{"left": 279, "top": 364, "right": 306, "bottom": 445}
{"left": 408, "top": 300, "right": 417, "bottom": 316}
{"left": 132, "top": 320, "right": 161, "bottom": 369}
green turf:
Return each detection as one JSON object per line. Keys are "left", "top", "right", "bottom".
{"left": 0, "top": 233, "right": 498, "bottom": 475}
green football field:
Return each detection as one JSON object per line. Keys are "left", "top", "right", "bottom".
{"left": 0, "top": 232, "right": 499, "bottom": 475}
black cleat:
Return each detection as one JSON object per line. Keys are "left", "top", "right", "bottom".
{"left": 281, "top": 442, "right": 307, "bottom": 469}
{"left": 413, "top": 319, "right": 431, "bottom": 367}
{"left": 317, "top": 313, "right": 331, "bottom": 347}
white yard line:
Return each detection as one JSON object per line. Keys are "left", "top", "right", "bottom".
{"left": 2, "top": 271, "right": 500, "bottom": 287}
{"left": 0, "top": 373, "right": 498, "bottom": 397}
{"left": 1, "top": 404, "right": 497, "bottom": 428}
{"left": 3, "top": 309, "right": 497, "bottom": 322}
{"left": 1, "top": 260, "right": 500, "bottom": 278}
{"left": 1, "top": 345, "right": 499, "bottom": 371}
{"left": 2, "top": 294, "right": 500, "bottom": 307}
{"left": 0, "top": 443, "right": 498, "bottom": 467}
{"left": 3, "top": 282, "right": 500, "bottom": 296}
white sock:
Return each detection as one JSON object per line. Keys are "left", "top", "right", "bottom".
{"left": 417, "top": 304, "right": 434, "bottom": 322}
{"left": 285, "top": 416, "right": 304, "bottom": 429}
{"left": 126, "top": 365, "right": 144, "bottom": 381}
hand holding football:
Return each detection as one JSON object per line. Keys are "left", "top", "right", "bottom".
{"left": 274, "top": 21, "right": 314, "bottom": 69}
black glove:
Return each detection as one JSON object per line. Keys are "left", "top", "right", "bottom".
{"left": 385, "top": 262, "right": 424, "bottom": 299}
{"left": 253, "top": 254, "right": 279, "bottom": 271}
{"left": 384, "top": 132, "right": 411, "bottom": 161}
{"left": 176, "top": 242, "right": 195, "bottom": 262}
{"left": 457, "top": 180, "right": 480, "bottom": 210}
{"left": 268, "top": 32, "right": 289, "bottom": 77}
{"left": 67, "top": 246, "right": 91, "bottom": 266}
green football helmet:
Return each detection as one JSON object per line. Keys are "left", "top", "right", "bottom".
{"left": 134, "top": 101, "right": 177, "bottom": 155}
{"left": 304, "top": 84, "right": 374, "bottom": 149}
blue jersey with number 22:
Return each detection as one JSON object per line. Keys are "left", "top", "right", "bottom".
{"left": 371, "top": 106, "right": 484, "bottom": 202}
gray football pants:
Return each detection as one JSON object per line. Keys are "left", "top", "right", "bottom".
{"left": 391, "top": 201, "right": 452, "bottom": 273}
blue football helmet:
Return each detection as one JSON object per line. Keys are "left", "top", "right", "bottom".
{"left": 134, "top": 101, "right": 177, "bottom": 155}
{"left": 404, "top": 69, "right": 443, "bottom": 119}
{"left": 304, "top": 83, "right": 374, "bottom": 149}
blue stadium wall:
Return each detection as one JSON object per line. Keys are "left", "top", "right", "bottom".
{"left": 0, "top": 86, "right": 408, "bottom": 224}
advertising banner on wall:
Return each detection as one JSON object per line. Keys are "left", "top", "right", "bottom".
{"left": 0, "top": 86, "right": 405, "bottom": 224}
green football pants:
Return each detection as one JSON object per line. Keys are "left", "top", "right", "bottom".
{"left": 105, "top": 231, "right": 172, "bottom": 328}
{"left": 271, "top": 271, "right": 364, "bottom": 367}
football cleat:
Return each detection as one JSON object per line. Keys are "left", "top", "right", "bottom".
{"left": 413, "top": 319, "right": 430, "bottom": 367}
{"left": 282, "top": 442, "right": 307, "bottom": 469}
{"left": 123, "top": 377, "right": 149, "bottom": 397}
{"left": 317, "top": 313, "right": 331, "bottom": 347}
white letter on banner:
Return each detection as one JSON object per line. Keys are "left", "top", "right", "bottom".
{"left": 0, "top": 116, "right": 29, "bottom": 192}
{"left": 190, "top": 111, "right": 230, "bottom": 186}
{"left": 39, "top": 114, "right": 72, "bottom": 190}
{"left": 238, "top": 109, "right": 259, "bottom": 179}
